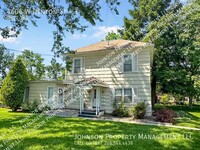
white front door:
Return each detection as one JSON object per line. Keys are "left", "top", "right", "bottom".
{"left": 92, "top": 88, "right": 97, "bottom": 108}
{"left": 91, "top": 87, "right": 101, "bottom": 110}
{"left": 57, "top": 88, "right": 64, "bottom": 107}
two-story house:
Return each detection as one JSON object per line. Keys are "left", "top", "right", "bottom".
{"left": 26, "top": 40, "right": 154, "bottom": 117}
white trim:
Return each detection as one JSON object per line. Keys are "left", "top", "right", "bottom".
{"left": 122, "top": 53, "right": 138, "bottom": 73}
{"left": 47, "top": 86, "right": 54, "bottom": 105}
{"left": 132, "top": 53, "right": 138, "bottom": 72}
{"left": 72, "top": 57, "right": 83, "bottom": 74}
{"left": 114, "top": 87, "right": 138, "bottom": 104}
{"left": 58, "top": 87, "right": 64, "bottom": 105}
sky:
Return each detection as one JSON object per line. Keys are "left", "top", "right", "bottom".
{"left": 0, "top": 0, "right": 188, "bottom": 65}
{"left": 0, "top": 1, "right": 132, "bottom": 65}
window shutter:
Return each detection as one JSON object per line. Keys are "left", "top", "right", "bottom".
{"left": 117, "top": 55, "right": 123, "bottom": 73}
{"left": 133, "top": 87, "right": 138, "bottom": 102}
{"left": 81, "top": 57, "right": 85, "bottom": 72}
{"left": 132, "top": 54, "right": 138, "bottom": 72}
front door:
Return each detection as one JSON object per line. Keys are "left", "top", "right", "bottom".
{"left": 92, "top": 88, "right": 97, "bottom": 108}
{"left": 57, "top": 88, "right": 64, "bottom": 107}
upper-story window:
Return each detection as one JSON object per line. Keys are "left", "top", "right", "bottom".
{"left": 123, "top": 54, "right": 138, "bottom": 72}
{"left": 73, "top": 58, "right": 84, "bottom": 74}
{"left": 74, "top": 59, "right": 81, "bottom": 73}
{"left": 123, "top": 54, "right": 132, "bottom": 72}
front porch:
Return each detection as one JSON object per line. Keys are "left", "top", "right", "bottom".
{"left": 75, "top": 77, "right": 108, "bottom": 117}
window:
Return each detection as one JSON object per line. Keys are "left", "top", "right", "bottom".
{"left": 124, "top": 88, "right": 132, "bottom": 103}
{"left": 114, "top": 88, "right": 137, "bottom": 104}
{"left": 123, "top": 54, "right": 138, "bottom": 72}
{"left": 47, "top": 87, "right": 54, "bottom": 102}
{"left": 73, "top": 59, "right": 81, "bottom": 73}
{"left": 24, "top": 87, "right": 29, "bottom": 102}
{"left": 115, "top": 89, "right": 122, "bottom": 103}
{"left": 123, "top": 54, "right": 132, "bottom": 72}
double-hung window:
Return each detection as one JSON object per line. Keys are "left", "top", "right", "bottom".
{"left": 123, "top": 54, "right": 138, "bottom": 72}
{"left": 123, "top": 55, "right": 132, "bottom": 72}
{"left": 124, "top": 88, "right": 132, "bottom": 103}
{"left": 114, "top": 88, "right": 137, "bottom": 104}
{"left": 74, "top": 59, "right": 81, "bottom": 73}
{"left": 47, "top": 87, "right": 54, "bottom": 104}
{"left": 115, "top": 89, "right": 122, "bottom": 103}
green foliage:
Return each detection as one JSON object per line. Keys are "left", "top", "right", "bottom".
{"left": 0, "top": 0, "right": 120, "bottom": 56}
{"left": 112, "top": 100, "right": 133, "bottom": 117}
{"left": 133, "top": 102, "right": 146, "bottom": 119}
{"left": 160, "top": 94, "right": 170, "bottom": 104}
{"left": 0, "top": 44, "right": 14, "bottom": 79}
{"left": 46, "top": 58, "right": 64, "bottom": 80}
{"left": 22, "top": 99, "right": 40, "bottom": 112}
{"left": 18, "top": 50, "right": 45, "bottom": 80}
{"left": 144, "top": 0, "right": 200, "bottom": 107}
{"left": 153, "top": 103, "right": 166, "bottom": 111}
{"left": 105, "top": 30, "right": 121, "bottom": 41}
{"left": 119, "top": 0, "right": 171, "bottom": 40}
{"left": 1, "top": 59, "right": 28, "bottom": 111}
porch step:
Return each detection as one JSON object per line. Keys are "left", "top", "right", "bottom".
{"left": 78, "top": 113, "right": 99, "bottom": 118}
{"left": 79, "top": 110, "right": 104, "bottom": 118}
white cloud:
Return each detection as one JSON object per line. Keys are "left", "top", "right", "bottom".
{"left": 0, "top": 31, "right": 21, "bottom": 43}
{"left": 72, "top": 33, "right": 87, "bottom": 39}
{"left": 92, "top": 25, "right": 122, "bottom": 39}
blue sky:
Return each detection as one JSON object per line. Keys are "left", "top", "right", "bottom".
{"left": 0, "top": 1, "right": 132, "bottom": 65}
{"left": 0, "top": 0, "right": 187, "bottom": 65}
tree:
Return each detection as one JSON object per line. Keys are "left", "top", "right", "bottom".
{"left": 1, "top": 59, "right": 29, "bottom": 111}
{"left": 18, "top": 50, "right": 45, "bottom": 80}
{"left": 0, "top": 0, "right": 120, "bottom": 56}
{"left": 119, "top": 0, "right": 171, "bottom": 41}
{"left": 0, "top": 44, "right": 14, "bottom": 79}
{"left": 105, "top": 30, "right": 121, "bottom": 41}
{"left": 119, "top": 0, "right": 174, "bottom": 106}
{"left": 144, "top": 0, "right": 200, "bottom": 108}
{"left": 46, "top": 58, "right": 64, "bottom": 80}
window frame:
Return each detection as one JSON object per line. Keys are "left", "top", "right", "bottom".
{"left": 114, "top": 87, "right": 138, "bottom": 104}
{"left": 72, "top": 57, "right": 83, "bottom": 74}
{"left": 122, "top": 53, "right": 138, "bottom": 73}
{"left": 47, "top": 87, "right": 54, "bottom": 104}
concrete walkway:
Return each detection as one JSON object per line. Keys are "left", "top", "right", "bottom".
{"left": 81, "top": 116, "right": 200, "bottom": 131}
{"left": 48, "top": 109, "right": 200, "bottom": 131}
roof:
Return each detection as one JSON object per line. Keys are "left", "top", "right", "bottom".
{"left": 75, "top": 77, "right": 108, "bottom": 87}
{"left": 76, "top": 40, "right": 152, "bottom": 53}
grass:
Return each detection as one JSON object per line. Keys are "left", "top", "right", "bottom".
{"left": 167, "top": 105, "right": 200, "bottom": 129}
{"left": 0, "top": 108, "right": 200, "bottom": 150}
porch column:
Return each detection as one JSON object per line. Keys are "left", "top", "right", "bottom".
{"left": 96, "top": 87, "right": 100, "bottom": 115}
{"left": 80, "top": 87, "right": 84, "bottom": 114}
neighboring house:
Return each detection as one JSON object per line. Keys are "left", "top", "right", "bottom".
{"left": 26, "top": 40, "right": 154, "bottom": 117}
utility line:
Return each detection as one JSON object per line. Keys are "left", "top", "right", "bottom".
{"left": 5, "top": 48, "right": 54, "bottom": 57}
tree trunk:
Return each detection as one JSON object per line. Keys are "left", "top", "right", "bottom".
{"left": 189, "top": 96, "right": 193, "bottom": 109}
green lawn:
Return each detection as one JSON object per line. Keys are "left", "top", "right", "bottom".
{"left": 0, "top": 108, "right": 200, "bottom": 150}
{"left": 168, "top": 105, "right": 200, "bottom": 128}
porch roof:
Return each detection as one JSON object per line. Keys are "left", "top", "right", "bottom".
{"left": 75, "top": 77, "right": 108, "bottom": 87}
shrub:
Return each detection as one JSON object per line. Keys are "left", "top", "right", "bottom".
{"left": 22, "top": 99, "right": 40, "bottom": 112}
{"left": 133, "top": 102, "right": 146, "bottom": 119}
{"left": 112, "top": 101, "right": 133, "bottom": 117}
{"left": 160, "top": 94, "right": 170, "bottom": 104}
{"left": 40, "top": 105, "right": 51, "bottom": 112}
{"left": 153, "top": 103, "right": 166, "bottom": 111}
{"left": 153, "top": 109, "right": 178, "bottom": 124}
{"left": 1, "top": 59, "right": 28, "bottom": 111}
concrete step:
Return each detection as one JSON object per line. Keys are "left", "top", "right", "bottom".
{"left": 78, "top": 113, "right": 99, "bottom": 118}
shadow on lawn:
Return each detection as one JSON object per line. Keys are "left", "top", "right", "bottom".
{"left": 0, "top": 110, "right": 200, "bottom": 150}
{"left": 3, "top": 118, "right": 200, "bottom": 149}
